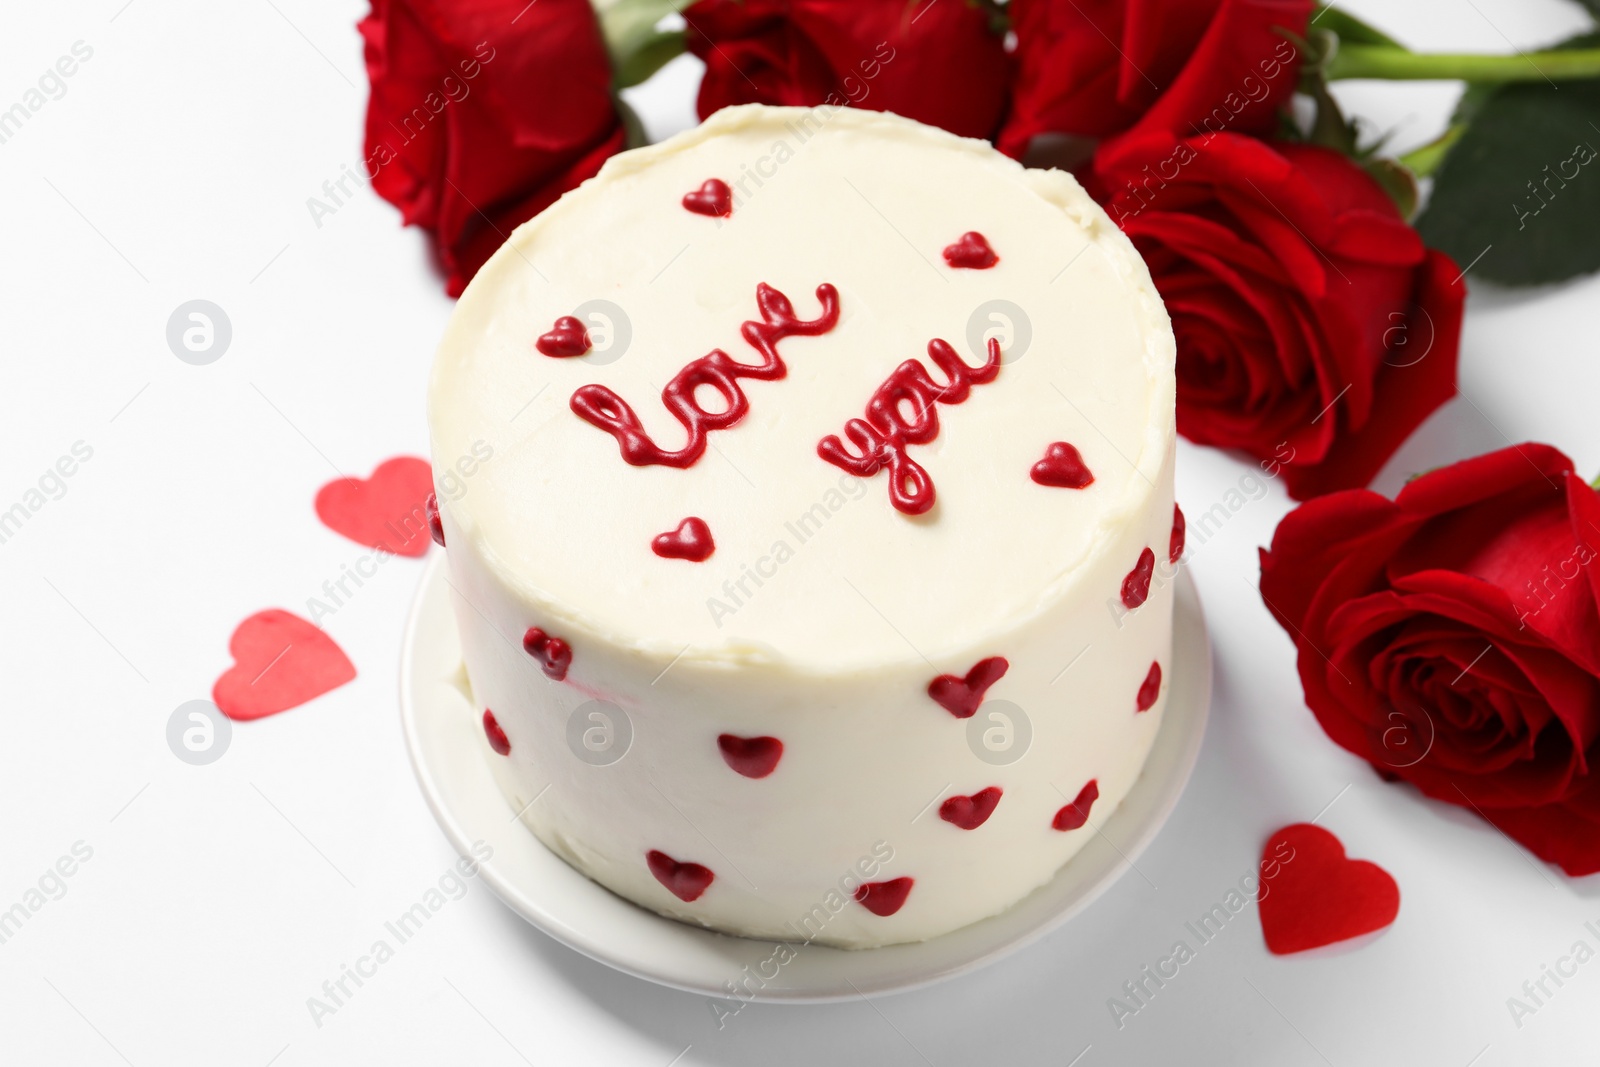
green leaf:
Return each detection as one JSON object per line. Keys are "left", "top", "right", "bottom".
{"left": 613, "top": 28, "right": 686, "bottom": 89}
{"left": 1309, "top": 5, "right": 1403, "bottom": 48}
{"left": 1414, "top": 80, "right": 1600, "bottom": 286}
{"left": 599, "top": 0, "right": 693, "bottom": 86}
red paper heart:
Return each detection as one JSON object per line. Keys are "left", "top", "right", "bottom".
{"left": 682, "top": 178, "right": 732, "bottom": 218}
{"left": 652, "top": 517, "right": 715, "bottom": 562}
{"left": 942, "top": 231, "right": 999, "bottom": 269}
{"left": 212, "top": 609, "right": 355, "bottom": 721}
{"left": 940, "top": 787, "right": 1002, "bottom": 830}
{"left": 1031, "top": 442, "right": 1094, "bottom": 489}
{"left": 314, "top": 457, "right": 434, "bottom": 558}
{"left": 1169, "top": 504, "right": 1186, "bottom": 563}
{"left": 536, "top": 315, "right": 591, "bottom": 357}
{"left": 1052, "top": 779, "right": 1099, "bottom": 831}
{"left": 523, "top": 627, "right": 572, "bottom": 681}
{"left": 1137, "top": 662, "right": 1162, "bottom": 712}
{"left": 718, "top": 734, "right": 782, "bottom": 778}
{"left": 1121, "top": 547, "right": 1156, "bottom": 608}
{"left": 1259, "top": 824, "right": 1399, "bottom": 954}
{"left": 855, "top": 877, "right": 914, "bottom": 917}
{"left": 482, "top": 710, "right": 510, "bottom": 755}
{"left": 647, "top": 849, "right": 714, "bottom": 902}
{"left": 928, "top": 656, "right": 1009, "bottom": 718}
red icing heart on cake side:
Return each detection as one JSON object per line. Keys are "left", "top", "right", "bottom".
{"left": 314, "top": 457, "right": 435, "bottom": 557}
{"left": 1170, "top": 504, "right": 1186, "bottom": 563}
{"left": 942, "top": 231, "right": 998, "bottom": 269}
{"left": 1137, "top": 662, "right": 1162, "bottom": 712}
{"left": 1121, "top": 548, "right": 1156, "bottom": 608}
{"left": 647, "top": 850, "right": 715, "bottom": 902}
{"left": 1031, "top": 442, "right": 1094, "bottom": 489}
{"left": 855, "top": 877, "right": 914, "bottom": 917}
{"left": 653, "top": 517, "right": 716, "bottom": 562}
{"left": 426, "top": 492, "right": 445, "bottom": 547}
{"left": 682, "top": 178, "right": 732, "bottom": 218}
{"left": 928, "top": 656, "right": 1009, "bottom": 718}
{"left": 212, "top": 610, "right": 356, "bottom": 721}
{"left": 717, "top": 734, "right": 783, "bottom": 778}
{"left": 523, "top": 627, "right": 572, "bottom": 681}
{"left": 482, "top": 709, "right": 510, "bottom": 755}
{"left": 1052, "top": 779, "right": 1099, "bottom": 831}
{"left": 1258, "top": 824, "right": 1399, "bottom": 954}
{"left": 536, "top": 315, "right": 591, "bottom": 357}
{"left": 940, "top": 787, "right": 1002, "bottom": 830}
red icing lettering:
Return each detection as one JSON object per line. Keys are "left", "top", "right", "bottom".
{"left": 571, "top": 283, "right": 840, "bottom": 468}
{"left": 523, "top": 627, "right": 572, "bottom": 681}
{"left": 818, "top": 337, "right": 1001, "bottom": 514}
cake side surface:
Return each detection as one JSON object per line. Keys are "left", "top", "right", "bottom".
{"left": 429, "top": 104, "right": 1177, "bottom": 947}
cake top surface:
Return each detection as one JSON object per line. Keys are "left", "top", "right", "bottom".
{"left": 430, "top": 104, "right": 1174, "bottom": 670}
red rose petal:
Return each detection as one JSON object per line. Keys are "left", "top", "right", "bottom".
{"left": 942, "top": 231, "right": 999, "bottom": 269}
{"left": 1258, "top": 824, "right": 1399, "bottom": 954}
{"left": 482, "top": 709, "right": 511, "bottom": 755}
{"left": 940, "top": 787, "right": 1002, "bottom": 830}
{"left": 314, "top": 457, "right": 434, "bottom": 558}
{"left": 927, "top": 656, "right": 1009, "bottom": 718}
{"left": 717, "top": 734, "right": 783, "bottom": 778}
{"left": 536, "top": 315, "right": 591, "bottom": 357}
{"left": 647, "top": 849, "right": 715, "bottom": 902}
{"left": 1122, "top": 547, "right": 1156, "bottom": 608}
{"left": 1137, "top": 662, "right": 1162, "bottom": 711}
{"left": 682, "top": 178, "right": 732, "bottom": 218}
{"left": 1052, "top": 779, "right": 1099, "bottom": 831}
{"left": 1031, "top": 442, "right": 1095, "bottom": 489}
{"left": 854, "top": 877, "right": 914, "bottom": 917}
{"left": 523, "top": 627, "right": 572, "bottom": 681}
{"left": 212, "top": 609, "right": 356, "bottom": 722}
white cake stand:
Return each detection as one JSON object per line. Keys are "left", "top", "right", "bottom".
{"left": 399, "top": 554, "right": 1211, "bottom": 1002}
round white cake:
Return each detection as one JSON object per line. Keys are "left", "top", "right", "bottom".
{"left": 428, "top": 104, "right": 1177, "bottom": 949}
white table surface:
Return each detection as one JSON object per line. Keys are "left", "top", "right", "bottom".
{"left": 4, "top": 1, "right": 1599, "bottom": 1063}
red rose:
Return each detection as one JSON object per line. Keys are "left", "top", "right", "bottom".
{"left": 999, "top": 0, "right": 1311, "bottom": 162}
{"left": 359, "top": 0, "right": 624, "bottom": 296}
{"left": 683, "top": 0, "right": 1009, "bottom": 140}
{"left": 1260, "top": 444, "right": 1600, "bottom": 876}
{"left": 1096, "top": 133, "right": 1464, "bottom": 499}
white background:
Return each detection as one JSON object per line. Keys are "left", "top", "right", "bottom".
{"left": 3, "top": 0, "right": 1599, "bottom": 1063}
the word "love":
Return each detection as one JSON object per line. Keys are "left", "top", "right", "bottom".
{"left": 817, "top": 337, "right": 1001, "bottom": 514}
{"left": 570, "top": 283, "right": 840, "bottom": 468}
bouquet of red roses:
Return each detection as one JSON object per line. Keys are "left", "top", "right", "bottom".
{"left": 358, "top": 0, "right": 1600, "bottom": 871}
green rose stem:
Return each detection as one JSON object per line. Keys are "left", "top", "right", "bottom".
{"left": 1327, "top": 44, "right": 1600, "bottom": 84}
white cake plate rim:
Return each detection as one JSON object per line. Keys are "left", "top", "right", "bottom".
{"left": 399, "top": 553, "right": 1211, "bottom": 1003}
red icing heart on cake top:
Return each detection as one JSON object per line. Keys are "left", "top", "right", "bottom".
{"left": 1137, "top": 662, "right": 1162, "bottom": 712}
{"left": 425, "top": 491, "right": 445, "bottom": 547}
{"left": 212, "top": 609, "right": 356, "bottom": 721}
{"left": 942, "top": 231, "right": 998, "bottom": 269}
{"left": 652, "top": 517, "right": 715, "bottom": 562}
{"left": 928, "top": 656, "right": 1009, "bottom": 718}
{"left": 647, "top": 849, "right": 715, "bottom": 902}
{"left": 314, "top": 457, "right": 435, "bottom": 557}
{"left": 855, "top": 877, "right": 914, "bottom": 917}
{"left": 482, "top": 709, "right": 510, "bottom": 755}
{"left": 682, "top": 178, "right": 732, "bottom": 218}
{"left": 717, "top": 734, "right": 783, "bottom": 778}
{"left": 1258, "top": 824, "right": 1399, "bottom": 954}
{"left": 1121, "top": 547, "right": 1156, "bottom": 609}
{"left": 1052, "top": 779, "right": 1099, "bottom": 831}
{"left": 1169, "top": 504, "right": 1186, "bottom": 563}
{"left": 940, "top": 787, "right": 1002, "bottom": 830}
{"left": 1031, "top": 442, "right": 1094, "bottom": 489}
{"left": 536, "top": 315, "right": 591, "bottom": 357}
{"left": 523, "top": 627, "right": 572, "bottom": 681}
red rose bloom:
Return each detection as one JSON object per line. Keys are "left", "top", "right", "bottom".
{"left": 999, "top": 0, "right": 1311, "bottom": 161}
{"left": 1096, "top": 133, "right": 1464, "bottom": 499}
{"left": 683, "top": 0, "right": 1009, "bottom": 140}
{"left": 359, "top": 0, "right": 624, "bottom": 296}
{"left": 1260, "top": 444, "right": 1600, "bottom": 876}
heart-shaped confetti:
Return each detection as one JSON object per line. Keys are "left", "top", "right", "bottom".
{"left": 212, "top": 609, "right": 355, "bottom": 721}
{"left": 314, "top": 457, "right": 434, "bottom": 557}
{"left": 1258, "top": 824, "right": 1399, "bottom": 954}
